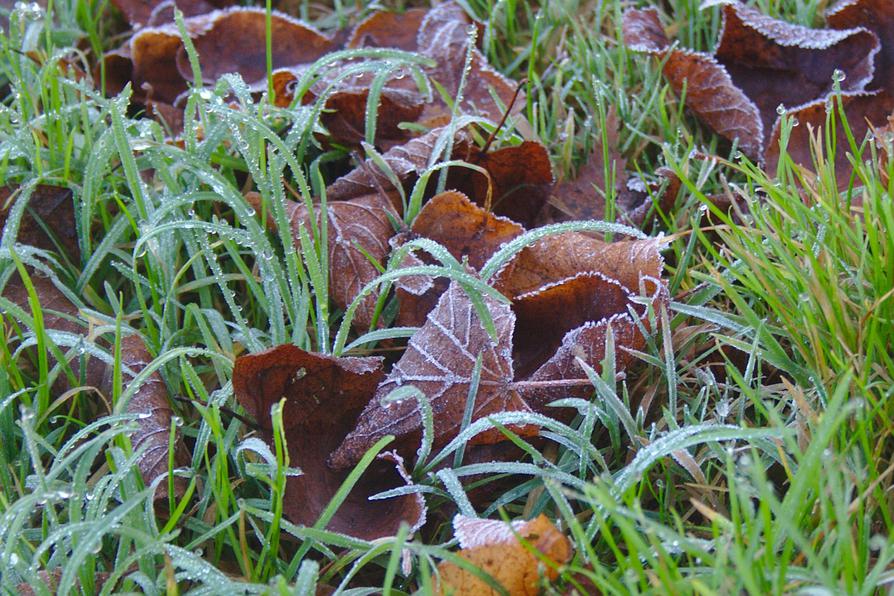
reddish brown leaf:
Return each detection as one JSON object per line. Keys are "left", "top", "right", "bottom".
{"left": 448, "top": 141, "right": 554, "bottom": 228}
{"left": 326, "top": 126, "right": 470, "bottom": 205}
{"left": 109, "top": 0, "right": 229, "bottom": 29}
{"left": 493, "top": 235, "right": 666, "bottom": 411}
{"left": 828, "top": 0, "right": 894, "bottom": 90}
{"left": 434, "top": 514, "right": 572, "bottom": 596}
{"left": 395, "top": 191, "right": 524, "bottom": 327}
{"left": 623, "top": 4, "right": 878, "bottom": 159}
{"left": 0, "top": 185, "right": 80, "bottom": 261}
{"left": 330, "top": 280, "right": 535, "bottom": 469}
{"left": 175, "top": 8, "right": 334, "bottom": 89}
{"left": 764, "top": 0, "right": 894, "bottom": 189}
{"left": 232, "top": 344, "right": 425, "bottom": 540}
{"left": 103, "top": 8, "right": 333, "bottom": 129}
{"left": 516, "top": 273, "right": 665, "bottom": 412}
{"left": 274, "top": 68, "right": 425, "bottom": 146}
{"left": 417, "top": 2, "right": 521, "bottom": 125}
{"left": 346, "top": 8, "right": 428, "bottom": 51}
{"left": 410, "top": 190, "right": 524, "bottom": 271}
{"left": 765, "top": 90, "right": 894, "bottom": 191}
{"left": 119, "top": 334, "right": 189, "bottom": 499}
{"left": 494, "top": 233, "right": 664, "bottom": 299}
{"left": 624, "top": 7, "right": 763, "bottom": 157}
{"left": 250, "top": 192, "right": 398, "bottom": 330}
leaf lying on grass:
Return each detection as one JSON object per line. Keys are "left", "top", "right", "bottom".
{"left": 1, "top": 185, "right": 187, "bottom": 500}
{"left": 231, "top": 344, "right": 425, "bottom": 540}
{"left": 623, "top": 2, "right": 878, "bottom": 161}
{"left": 329, "top": 280, "right": 534, "bottom": 469}
{"left": 434, "top": 514, "right": 572, "bottom": 596}
{"left": 767, "top": 0, "right": 894, "bottom": 188}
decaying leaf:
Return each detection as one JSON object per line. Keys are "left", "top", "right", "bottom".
{"left": 0, "top": 185, "right": 80, "bottom": 261}
{"left": 326, "top": 126, "right": 470, "bottom": 205}
{"left": 766, "top": 0, "right": 894, "bottom": 188}
{"left": 434, "top": 514, "right": 572, "bottom": 596}
{"left": 175, "top": 8, "right": 334, "bottom": 86}
{"left": 329, "top": 280, "right": 535, "bottom": 469}
{"left": 346, "top": 8, "right": 428, "bottom": 51}
{"left": 494, "top": 234, "right": 666, "bottom": 412}
{"left": 118, "top": 334, "right": 189, "bottom": 499}
{"left": 624, "top": 4, "right": 878, "bottom": 159}
{"left": 104, "top": 7, "right": 334, "bottom": 129}
{"left": 410, "top": 191, "right": 524, "bottom": 272}
{"left": 494, "top": 233, "right": 664, "bottom": 299}
{"left": 250, "top": 191, "right": 398, "bottom": 330}
{"left": 109, "top": 0, "right": 230, "bottom": 29}
{"left": 232, "top": 344, "right": 425, "bottom": 539}
{"left": 448, "top": 141, "right": 554, "bottom": 228}
{"left": 416, "top": 2, "right": 520, "bottom": 125}
{"left": 394, "top": 190, "right": 524, "bottom": 327}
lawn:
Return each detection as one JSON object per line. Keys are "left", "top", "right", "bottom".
{"left": 2, "top": 0, "right": 894, "bottom": 593}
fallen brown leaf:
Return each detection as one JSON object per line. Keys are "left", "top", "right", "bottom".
{"left": 766, "top": 0, "right": 894, "bottom": 189}
{"left": 232, "top": 344, "right": 425, "bottom": 539}
{"left": 110, "top": 0, "right": 230, "bottom": 29}
{"left": 624, "top": 4, "right": 878, "bottom": 159}
{"left": 448, "top": 141, "right": 554, "bottom": 228}
{"left": 326, "top": 126, "right": 470, "bottom": 206}
{"left": 250, "top": 191, "right": 398, "bottom": 330}
{"left": 346, "top": 8, "right": 428, "bottom": 51}
{"left": 394, "top": 190, "right": 524, "bottom": 327}
{"left": 434, "top": 514, "right": 572, "bottom": 596}
{"left": 329, "top": 280, "right": 535, "bottom": 469}
{"left": 494, "top": 234, "right": 666, "bottom": 413}
{"left": 417, "top": 2, "right": 521, "bottom": 125}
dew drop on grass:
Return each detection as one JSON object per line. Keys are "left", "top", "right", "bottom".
{"left": 832, "top": 69, "right": 846, "bottom": 83}
{"left": 776, "top": 104, "right": 786, "bottom": 116}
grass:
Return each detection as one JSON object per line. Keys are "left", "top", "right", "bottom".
{"left": 2, "top": 0, "right": 893, "bottom": 593}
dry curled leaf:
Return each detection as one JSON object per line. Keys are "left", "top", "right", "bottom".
{"left": 623, "top": 4, "right": 878, "bottom": 159}
{"left": 417, "top": 2, "right": 521, "bottom": 125}
{"left": 232, "top": 344, "right": 425, "bottom": 540}
{"left": 175, "top": 8, "right": 334, "bottom": 87}
{"left": 104, "top": 8, "right": 333, "bottom": 131}
{"left": 326, "top": 126, "right": 470, "bottom": 205}
{"left": 329, "top": 280, "right": 535, "bottom": 469}
{"left": 273, "top": 67, "right": 425, "bottom": 147}
{"left": 109, "top": 0, "right": 230, "bottom": 29}
{"left": 346, "top": 8, "right": 428, "bottom": 51}
{"left": 250, "top": 191, "right": 398, "bottom": 330}
{"left": 494, "top": 234, "right": 666, "bottom": 412}
{"left": 434, "top": 514, "right": 572, "bottom": 596}
{"left": 766, "top": 0, "right": 894, "bottom": 189}
{"left": 448, "top": 141, "right": 554, "bottom": 228}
{"left": 394, "top": 190, "right": 524, "bottom": 327}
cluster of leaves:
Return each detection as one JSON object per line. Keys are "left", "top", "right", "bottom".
{"left": 3, "top": 0, "right": 894, "bottom": 593}
{"left": 624, "top": 0, "right": 894, "bottom": 189}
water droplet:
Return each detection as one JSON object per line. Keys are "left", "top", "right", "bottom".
{"left": 776, "top": 104, "right": 787, "bottom": 116}
{"left": 832, "top": 69, "right": 846, "bottom": 83}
